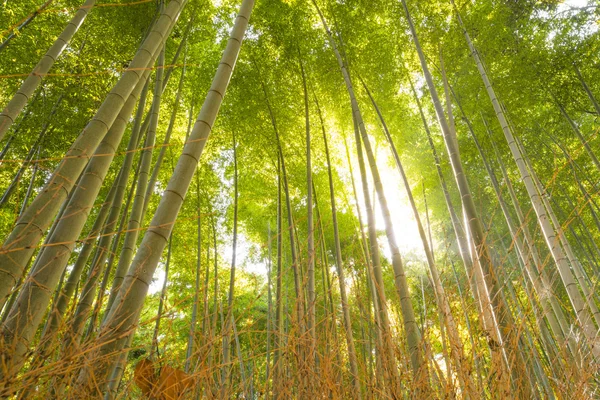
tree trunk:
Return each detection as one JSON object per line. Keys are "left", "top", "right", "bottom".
{"left": 312, "top": 2, "right": 425, "bottom": 390}
{"left": 317, "top": 96, "right": 362, "bottom": 399}
{"left": 556, "top": 101, "right": 600, "bottom": 174}
{"left": 352, "top": 116, "right": 403, "bottom": 398}
{"left": 363, "top": 78, "right": 475, "bottom": 397}
{"left": 403, "top": 2, "right": 529, "bottom": 396}
{"left": 300, "top": 55, "right": 316, "bottom": 383}
{"left": 517, "top": 137, "right": 600, "bottom": 330}
{"left": 265, "top": 222, "right": 272, "bottom": 394}
{"left": 262, "top": 80, "right": 304, "bottom": 343}
{"left": 151, "top": 237, "right": 172, "bottom": 358}
{"left": 72, "top": 2, "right": 253, "bottom": 394}
{"left": 273, "top": 158, "right": 283, "bottom": 400}
{"left": 221, "top": 131, "right": 239, "bottom": 397}
{"left": 452, "top": 2, "right": 600, "bottom": 359}
{"left": 574, "top": 65, "right": 600, "bottom": 115}
{"left": 0, "top": 0, "right": 96, "bottom": 141}
{"left": 0, "top": 66, "right": 153, "bottom": 386}
{"left": 0, "top": 94, "right": 64, "bottom": 207}
{"left": 143, "top": 54, "right": 188, "bottom": 214}
{"left": 0, "top": 0, "right": 184, "bottom": 311}
{"left": 185, "top": 170, "right": 202, "bottom": 374}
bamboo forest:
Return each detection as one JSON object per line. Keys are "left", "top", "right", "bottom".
{"left": 1, "top": 0, "right": 600, "bottom": 398}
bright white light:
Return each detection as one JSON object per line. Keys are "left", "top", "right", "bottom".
{"left": 332, "top": 128, "right": 427, "bottom": 265}
{"left": 559, "top": 0, "right": 589, "bottom": 10}
{"left": 149, "top": 262, "right": 166, "bottom": 295}
{"left": 223, "top": 233, "right": 268, "bottom": 278}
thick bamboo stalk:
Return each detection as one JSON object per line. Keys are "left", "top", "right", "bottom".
{"left": 104, "top": 46, "right": 167, "bottom": 316}
{"left": 363, "top": 79, "right": 474, "bottom": 397}
{"left": 28, "top": 178, "right": 118, "bottom": 371}
{"left": 402, "top": 2, "right": 529, "bottom": 395}
{"left": 0, "top": 0, "right": 186, "bottom": 310}
{"left": 0, "top": 0, "right": 95, "bottom": 140}
{"left": 0, "top": 68, "right": 153, "bottom": 386}
{"left": 452, "top": 2, "right": 600, "bottom": 358}
{"left": 468, "top": 123, "right": 573, "bottom": 364}
{"left": 516, "top": 137, "right": 600, "bottom": 331}
{"left": 481, "top": 122, "right": 576, "bottom": 358}
{"left": 73, "top": 2, "right": 253, "bottom": 393}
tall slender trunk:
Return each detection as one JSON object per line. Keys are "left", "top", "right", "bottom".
{"left": 556, "top": 102, "right": 600, "bottom": 174}
{"left": 89, "top": 151, "right": 143, "bottom": 336}
{"left": 151, "top": 238, "right": 172, "bottom": 358}
{"left": 17, "top": 149, "right": 39, "bottom": 218}
{"left": 316, "top": 97, "right": 362, "bottom": 399}
{"left": 343, "top": 135, "right": 386, "bottom": 389}
{"left": 261, "top": 81, "right": 304, "bottom": 342}
{"left": 232, "top": 312, "right": 249, "bottom": 398}
{"left": 262, "top": 77, "right": 304, "bottom": 396}
{"left": 300, "top": 55, "right": 316, "bottom": 383}
{"left": 478, "top": 123, "right": 579, "bottom": 360}
{"left": 517, "top": 137, "right": 600, "bottom": 329}
{"left": 198, "top": 201, "right": 212, "bottom": 389}
{"left": 186, "top": 170, "right": 202, "bottom": 374}
{"left": 410, "top": 79, "right": 478, "bottom": 302}
{"left": 0, "top": 0, "right": 96, "bottom": 140}
{"left": 352, "top": 117, "right": 403, "bottom": 398}
{"left": 273, "top": 158, "right": 283, "bottom": 400}
{"left": 0, "top": 94, "right": 64, "bottom": 207}
{"left": 0, "top": 0, "right": 54, "bottom": 52}
{"left": 206, "top": 211, "right": 220, "bottom": 397}
{"left": 553, "top": 138, "right": 600, "bottom": 233}
{"left": 0, "top": 67, "right": 153, "bottom": 385}
{"left": 265, "top": 222, "right": 272, "bottom": 393}
{"left": 312, "top": 2, "right": 424, "bottom": 389}
{"left": 221, "top": 131, "right": 239, "bottom": 397}
{"left": 103, "top": 333, "right": 134, "bottom": 400}
{"left": 0, "top": 88, "right": 42, "bottom": 161}
{"left": 105, "top": 45, "right": 167, "bottom": 316}
{"left": 450, "top": 260, "right": 485, "bottom": 394}
{"left": 143, "top": 54, "right": 188, "bottom": 214}
{"left": 363, "top": 79, "right": 474, "bottom": 397}
{"left": 410, "top": 77, "right": 499, "bottom": 391}
{"left": 481, "top": 120, "right": 575, "bottom": 357}
{"left": 73, "top": 3, "right": 253, "bottom": 394}
{"left": 402, "top": 2, "right": 529, "bottom": 396}
{"left": 0, "top": 0, "right": 185, "bottom": 310}
{"left": 574, "top": 65, "right": 600, "bottom": 115}
{"left": 468, "top": 122, "right": 573, "bottom": 365}
{"left": 452, "top": 2, "right": 599, "bottom": 359}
